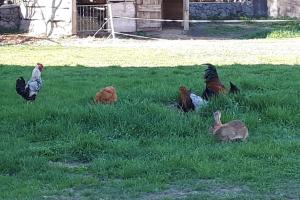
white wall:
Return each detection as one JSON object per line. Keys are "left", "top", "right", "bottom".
{"left": 109, "top": 2, "right": 136, "bottom": 33}
{"left": 19, "top": 0, "right": 73, "bottom": 37}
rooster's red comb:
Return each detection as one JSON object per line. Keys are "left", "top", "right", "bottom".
{"left": 37, "top": 63, "right": 44, "bottom": 68}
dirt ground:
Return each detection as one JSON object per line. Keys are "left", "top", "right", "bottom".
{"left": 1, "top": 23, "right": 300, "bottom": 66}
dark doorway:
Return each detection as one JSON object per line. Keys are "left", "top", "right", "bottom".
{"left": 162, "top": 0, "right": 183, "bottom": 28}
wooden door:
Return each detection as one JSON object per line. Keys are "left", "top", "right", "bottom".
{"left": 136, "top": 0, "right": 162, "bottom": 31}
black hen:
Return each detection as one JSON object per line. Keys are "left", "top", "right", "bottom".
{"left": 16, "top": 77, "right": 36, "bottom": 101}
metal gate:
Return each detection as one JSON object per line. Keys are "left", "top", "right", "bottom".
{"left": 77, "top": 4, "right": 107, "bottom": 34}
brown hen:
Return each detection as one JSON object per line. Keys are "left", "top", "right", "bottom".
{"left": 94, "top": 86, "right": 117, "bottom": 104}
{"left": 178, "top": 86, "right": 195, "bottom": 112}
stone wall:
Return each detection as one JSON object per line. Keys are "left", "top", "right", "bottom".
{"left": 252, "top": 0, "right": 267, "bottom": 17}
{"left": 0, "top": 5, "right": 20, "bottom": 30}
{"left": 190, "top": 2, "right": 254, "bottom": 19}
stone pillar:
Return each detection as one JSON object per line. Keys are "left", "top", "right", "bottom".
{"left": 0, "top": 5, "right": 21, "bottom": 30}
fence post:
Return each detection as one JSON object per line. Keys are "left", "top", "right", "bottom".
{"left": 108, "top": 4, "right": 116, "bottom": 40}
{"left": 72, "top": 0, "right": 77, "bottom": 35}
{"left": 183, "top": 0, "right": 189, "bottom": 31}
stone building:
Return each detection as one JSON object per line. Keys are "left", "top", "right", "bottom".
{"left": 0, "top": 0, "right": 299, "bottom": 37}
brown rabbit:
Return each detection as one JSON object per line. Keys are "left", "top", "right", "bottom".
{"left": 210, "top": 111, "right": 248, "bottom": 142}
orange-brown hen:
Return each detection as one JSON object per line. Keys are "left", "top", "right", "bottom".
{"left": 94, "top": 86, "right": 117, "bottom": 104}
{"left": 178, "top": 86, "right": 195, "bottom": 112}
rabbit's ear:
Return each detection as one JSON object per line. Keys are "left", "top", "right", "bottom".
{"left": 213, "top": 111, "right": 221, "bottom": 123}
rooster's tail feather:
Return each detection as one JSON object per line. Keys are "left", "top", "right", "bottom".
{"left": 203, "top": 63, "right": 219, "bottom": 82}
{"left": 16, "top": 77, "right": 32, "bottom": 100}
{"left": 16, "top": 77, "right": 26, "bottom": 96}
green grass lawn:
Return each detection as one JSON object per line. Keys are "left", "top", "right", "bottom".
{"left": 0, "top": 61, "right": 299, "bottom": 199}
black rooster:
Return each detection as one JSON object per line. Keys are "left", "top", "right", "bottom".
{"left": 202, "top": 64, "right": 240, "bottom": 100}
